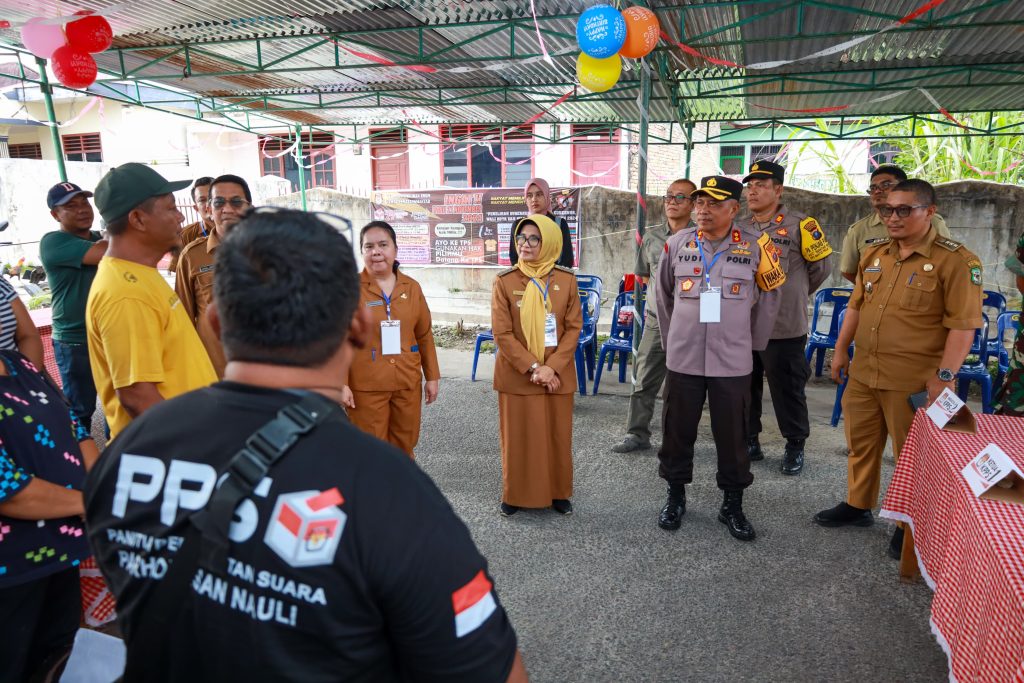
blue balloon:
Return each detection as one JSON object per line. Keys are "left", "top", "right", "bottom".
{"left": 576, "top": 5, "right": 627, "bottom": 59}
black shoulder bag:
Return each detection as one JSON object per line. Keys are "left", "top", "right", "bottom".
{"left": 120, "top": 392, "right": 341, "bottom": 682}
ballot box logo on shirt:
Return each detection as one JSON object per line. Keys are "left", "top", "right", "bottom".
{"left": 265, "top": 488, "right": 347, "bottom": 568}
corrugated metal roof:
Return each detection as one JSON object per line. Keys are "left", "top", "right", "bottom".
{"left": 0, "top": 0, "right": 1022, "bottom": 128}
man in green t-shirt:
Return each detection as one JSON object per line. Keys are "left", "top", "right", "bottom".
{"left": 40, "top": 182, "right": 108, "bottom": 427}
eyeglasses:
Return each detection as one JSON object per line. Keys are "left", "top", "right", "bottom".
{"left": 867, "top": 180, "right": 897, "bottom": 194}
{"left": 878, "top": 204, "right": 929, "bottom": 218}
{"left": 211, "top": 197, "right": 250, "bottom": 210}
{"left": 515, "top": 234, "right": 542, "bottom": 247}
{"left": 663, "top": 193, "right": 693, "bottom": 204}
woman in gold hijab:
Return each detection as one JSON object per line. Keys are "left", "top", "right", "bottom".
{"left": 491, "top": 214, "right": 583, "bottom": 516}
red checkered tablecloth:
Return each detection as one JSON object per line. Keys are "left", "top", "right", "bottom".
{"left": 881, "top": 412, "right": 1024, "bottom": 683}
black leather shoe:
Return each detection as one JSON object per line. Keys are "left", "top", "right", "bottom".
{"left": 718, "top": 490, "right": 755, "bottom": 541}
{"left": 887, "top": 526, "right": 905, "bottom": 560}
{"left": 747, "top": 436, "right": 764, "bottom": 462}
{"left": 813, "top": 502, "right": 873, "bottom": 527}
{"left": 551, "top": 499, "right": 573, "bottom": 515}
{"left": 781, "top": 443, "right": 804, "bottom": 475}
{"left": 499, "top": 502, "right": 519, "bottom": 517}
{"left": 658, "top": 487, "right": 686, "bottom": 530}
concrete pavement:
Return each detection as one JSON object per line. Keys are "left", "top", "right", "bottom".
{"left": 418, "top": 348, "right": 948, "bottom": 683}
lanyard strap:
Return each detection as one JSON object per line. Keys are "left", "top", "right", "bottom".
{"left": 696, "top": 240, "right": 724, "bottom": 288}
{"left": 381, "top": 291, "right": 393, "bottom": 319}
{"left": 529, "top": 275, "right": 552, "bottom": 303}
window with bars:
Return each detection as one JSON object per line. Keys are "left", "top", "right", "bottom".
{"left": 440, "top": 124, "right": 533, "bottom": 188}
{"left": 720, "top": 145, "right": 745, "bottom": 175}
{"left": 62, "top": 133, "right": 102, "bottom": 162}
{"left": 9, "top": 143, "right": 42, "bottom": 160}
{"left": 868, "top": 141, "right": 901, "bottom": 171}
{"left": 750, "top": 144, "right": 785, "bottom": 165}
{"left": 259, "top": 132, "right": 336, "bottom": 190}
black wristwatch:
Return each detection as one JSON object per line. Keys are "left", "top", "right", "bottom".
{"left": 937, "top": 368, "right": 955, "bottom": 382}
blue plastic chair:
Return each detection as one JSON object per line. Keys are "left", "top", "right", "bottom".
{"left": 831, "top": 308, "right": 854, "bottom": 427}
{"left": 983, "top": 290, "right": 1008, "bottom": 360}
{"left": 593, "top": 292, "right": 636, "bottom": 394}
{"left": 576, "top": 274, "right": 603, "bottom": 295}
{"left": 574, "top": 288, "right": 600, "bottom": 395}
{"left": 470, "top": 328, "right": 494, "bottom": 381}
{"left": 806, "top": 288, "right": 854, "bottom": 377}
{"left": 995, "top": 311, "right": 1020, "bottom": 389}
{"left": 956, "top": 314, "right": 993, "bottom": 414}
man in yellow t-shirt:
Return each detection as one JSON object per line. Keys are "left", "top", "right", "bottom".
{"left": 87, "top": 163, "right": 217, "bottom": 438}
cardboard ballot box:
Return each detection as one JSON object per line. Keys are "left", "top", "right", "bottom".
{"left": 962, "top": 444, "right": 1024, "bottom": 505}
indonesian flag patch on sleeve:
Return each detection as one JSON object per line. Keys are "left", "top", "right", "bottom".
{"left": 452, "top": 570, "right": 498, "bottom": 637}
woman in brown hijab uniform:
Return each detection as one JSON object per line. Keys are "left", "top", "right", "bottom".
{"left": 341, "top": 221, "right": 440, "bottom": 458}
{"left": 492, "top": 215, "right": 583, "bottom": 516}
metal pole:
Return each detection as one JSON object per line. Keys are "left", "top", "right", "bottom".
{"left": 684, "top": 121, "right": 694, "bottom": 177}
{"left": 295, "top": 123, "right": 307, "bottom": 211}
{"left": 632, "top": 59, "right": 652, "bottom": 361}
{"left": 36, "top": 57, "right": 67, "bottom": 182}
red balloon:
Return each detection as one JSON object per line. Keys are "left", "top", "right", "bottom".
{"left": 65, "top": 15, "right": 112, "bottom": 53}
{"left": 51, "top": 46, "right": 98, "bottom": 89}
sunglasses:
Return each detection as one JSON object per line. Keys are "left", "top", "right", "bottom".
{"left": 211, "top": 197, "right": 250, "bottom": 209}
{"left": 878, "top": 204, "right": 929, "bottom": 218}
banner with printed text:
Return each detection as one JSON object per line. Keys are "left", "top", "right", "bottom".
{"left": 371, "top": 187, "right": 581, "bottom": 267}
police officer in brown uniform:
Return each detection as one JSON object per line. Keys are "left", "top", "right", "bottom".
{"left": 611, "top": 178, "right": 696, "bottom": 453}
{"left": 656, "top": 176, "right": 786, "bottom": 541}
{"left": 816, "top": 179, "right": 982, "bottom": 557}
{"left": 740, "top": 160, "right": 832, "bottom": 475}
{"left": 175, "top": 174, "right": 252, "bottom": 378}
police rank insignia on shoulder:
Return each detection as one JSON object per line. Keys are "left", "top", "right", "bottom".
{"left": 774, "top": 214, "right": 784, "bottom": 224}
{"left": 732, "top": 229, "right": 742, "bottom": 243}
{"left": 936, "top": 237, "right": 963, "bottom": 251}
{"left": 799, "top": 216, "right": 832, "bottom": 262}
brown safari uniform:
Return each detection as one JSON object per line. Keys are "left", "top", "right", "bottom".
{"left": 345, "top": 269, "right": 440, "bottom": 458}
{"left": 168, "top": 218, "right": 211, "bottom": 274}
{"left": 491, "top": 265, "right": 582, "bottom": 508}
{"left": 174, "top": 229, "right": 227, "bottom": 377}
{"left": 656, "top": 223, "right": 784, "bottom": 491}
{"left": 844, "top": 229, "right": 983, "bottom": 509}
{"left": 840, "top": 212, "right": 949, "bottom": 275}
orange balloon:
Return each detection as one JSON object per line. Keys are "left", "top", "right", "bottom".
{"left": 619, "top": 6, "right": 660, "bottom": 59}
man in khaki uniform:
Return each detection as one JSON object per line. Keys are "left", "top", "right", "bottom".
{"left": 840, "top": 165, "right": 950, "bottom": 283}
{"left": 167, "top": 176, "right": 213, "bottom": 274}
{"left": 740, "top": 160, "right": 832, "bottom": 475}
{"left": 175, "top": 174, "right": 251, "bottom": 377}
{"left": 611, "top": 177, "right": 695, "bottom": 453}
{"left": 816, "top": 179, "right": 982, "bottom": 558}
{"left": 655, "top": 176, "right": 786, "bottom": 542}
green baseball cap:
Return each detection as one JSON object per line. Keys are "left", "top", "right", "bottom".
{"left": 93, "top": 163, "right": 191, "bottom": 224}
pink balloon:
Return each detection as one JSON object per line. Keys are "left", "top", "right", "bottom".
{"left": 21, "top": 18, "right": 67, "bottom": 60}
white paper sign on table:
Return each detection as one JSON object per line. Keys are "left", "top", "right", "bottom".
{"left": 961, "top": 444, "right": 1024, "bottom": 497}
{"left": 925, "top": 387, "right": 965, "bottom": 428}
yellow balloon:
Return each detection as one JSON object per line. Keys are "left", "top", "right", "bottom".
{"left": 576, "top": 53, "right": 621, "bottom": 93}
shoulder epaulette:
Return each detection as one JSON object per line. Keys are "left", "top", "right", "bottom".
{"left": 935, "top": 237, "right": 963, "bottom": 251}
{"left": 553, "top": 264, "right": 575, "bottom": 274}
{"left": 179, "top": 236, "right": 208, "bottom": 257}
{"left": 864, "top": 236, "right": 891, "bottom": 246}
{"left": 497, "top": 266, "right": 518, "bottom": 276}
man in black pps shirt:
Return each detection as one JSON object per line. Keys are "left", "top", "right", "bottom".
{"left": 85, "top": 207, "right": 528, "bottom": 682}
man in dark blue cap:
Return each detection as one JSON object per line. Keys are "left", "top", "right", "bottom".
{"left": 654, "top": 175, "right": 786, "bottom": 542}
{"left": 86, "top": 163, "right": 217, "bottom": 439}
{"left": 740, "top": 160, "right": 833, "bottom": 476}
{"left": 40, "top": 182, "right": 108, "bottom": 429}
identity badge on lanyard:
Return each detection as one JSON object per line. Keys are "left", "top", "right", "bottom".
{"left": 531, "top": 276, "right": 558, "bottom": 347}
{"left": 380, "top": 291, "right": 402, "bottom": 355}
{"left": 696, "top": 241, "right": 722, "bottom": 324}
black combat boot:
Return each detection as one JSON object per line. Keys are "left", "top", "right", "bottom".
{"left": 658, "top": 486, "right": 686, "bottom": 530}
{"left": 746, "top": 436, "right": 764, "bottom": 462}
{"left": 718, "top": 490, "right": 756, "bottom": 541}
{"left": 781, "top": 440, "right": 805, "bottom": 475}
